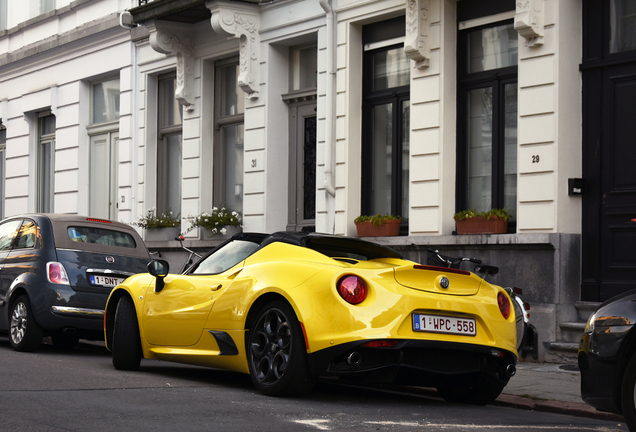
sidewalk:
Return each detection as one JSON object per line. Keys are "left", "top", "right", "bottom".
{"left": 497, "top": 361, "right": 624, "bottom": 422}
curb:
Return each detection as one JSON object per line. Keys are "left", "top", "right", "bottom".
{"left": 330, "top": 381, "right": 625, "bottom": 423}
{"left": 495, "top": 394, "right": 625, "bottom": 423}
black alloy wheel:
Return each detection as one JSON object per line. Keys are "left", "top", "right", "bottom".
{"left": 111, "top": 296, "right": 142, "bottom": 370}
{"left": 9, "top": 295, "right": 43, "bottom": 352}
{"left": 247, "top": 301, "right": 316, "bottom": 396}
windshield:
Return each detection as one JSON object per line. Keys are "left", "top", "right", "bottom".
{"left": 191, "top": 240, "right": 260, "bottom": 274}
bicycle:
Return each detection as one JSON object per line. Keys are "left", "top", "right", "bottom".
{"left": 426, "top": 249, "right": 538, "bottom": 359}
{"left": 175, "top": 234, "right": 203, "bottom": 274}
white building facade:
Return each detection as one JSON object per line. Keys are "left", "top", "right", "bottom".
{"left": 2, "top": 0, "right": 635, "bottom": 362}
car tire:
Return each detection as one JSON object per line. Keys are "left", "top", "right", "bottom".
{"left": 112, "top": 296, "right": 142, "bottom": 371}
{"left": 248, "top": 301, "right": 316, "bottom": 396}
{"left": 621, "top": 352, "right": 636, "bottom": 432}
{"left": 9, "top": 295, "right": 43, "bottom": 352}
{"left": 436, "top": 373, "right": 506, "bottom": 405}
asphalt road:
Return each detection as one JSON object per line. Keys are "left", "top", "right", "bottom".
{"left": 0, "top": 336, "right": 627, "bottom": 432}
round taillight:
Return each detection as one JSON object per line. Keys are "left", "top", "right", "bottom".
{"left": 47, "top": 262, "right": 69, "bottom": 285}
{"left": 337, "top": 275, "right": 367, "bottom": 305}
{"left": 498, "top": 292, "right": 511, "bottom": 320}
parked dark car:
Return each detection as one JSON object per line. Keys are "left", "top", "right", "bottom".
{"left": 0, "top": 214, "right": 151, "bottom": 352}
{"left": 579, "top": 289, "right": 636, "bottom": 431}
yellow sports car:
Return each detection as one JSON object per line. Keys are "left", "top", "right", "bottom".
{"left": 104, "top": 232, "right": 517, "bottom": 404}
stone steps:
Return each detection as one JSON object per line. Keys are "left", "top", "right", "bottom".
{"left": 545, "top": 301, "right": 600, "bottom": 363}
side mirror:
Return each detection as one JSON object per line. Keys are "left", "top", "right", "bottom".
{"left": 147, "top": 259, "right": 169, "bottom": 292}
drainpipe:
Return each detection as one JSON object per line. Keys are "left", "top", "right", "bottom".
{"left": 319, "top": 0, "right": 336, "bottom": 198}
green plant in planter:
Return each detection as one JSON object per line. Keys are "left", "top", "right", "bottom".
{"left": 185, "top": 207, "right": 242, "bottom": 235}
{"left": 354, "top": 214, "right": 401, "bottom": 226}
{"left": 453, "top": 208, "right": 512, "bottom": 222}
{"left": 134, "top": 208, "right": 181, "bottom": 229}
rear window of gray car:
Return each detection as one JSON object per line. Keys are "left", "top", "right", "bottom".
{"left": 67, "top": 226, "right": 137, "bottom": 249}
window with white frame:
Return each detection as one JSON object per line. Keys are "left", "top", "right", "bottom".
{"left": 37, "top": 112, "right": 55, "bottom": 213}
{"left": 93, "top": 78, "right": 120, "bottom": 124}
{"left": 88, "top": 77, "right": 120, "bottom": 219}
{"left": 0, "top": 0, "right": 7, "bottom": 31}
{"left": 40, "top": 0, "right": 54, "bottom": 14}
{"left": 214, "top": 58, "right": 244, "bottom": 214}
{"left": 157, "top": 72, "right": 182, "bottom": 218}
{"left": 29, "top": 0, "right": 54, "bottom": 17}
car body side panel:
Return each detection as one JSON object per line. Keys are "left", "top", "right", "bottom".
{"left": 142, "top": 274, "right": 222, "bottom": 346}
{"left": 146, "top": 329, "right": 248, "bottom": 373}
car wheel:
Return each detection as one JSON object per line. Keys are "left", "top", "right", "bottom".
{"left": 51, "top": 334, "right": 80, "bottom": 350}
{"left": 436, "top": 373, "right": 506, "bottom": 405}
{"left": 621, "top": 352, "right": 636, "bottom": 431}
{"left": 111, "top": 296, "right": 142, "bottom": 371}
{"left": 9, "top": 295, "right": 43, "bottom": 352}
{"left": 248, "top": 301, "right": 316, "bottom": 396}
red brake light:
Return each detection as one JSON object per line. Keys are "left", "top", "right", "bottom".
{"left": 47, "top": 262, "right": 70, "bottom": 285}
{"left": 86, "top": 218, "right": 111, "bottom": 223}
{"left": 360, "top": 340, "right": 399, "bottom": 348}
{"left": 337, "top": 275, "right": 367, "bottom": 305}
{"left": 498, "top": 292, "right": 511, "bottom": 319}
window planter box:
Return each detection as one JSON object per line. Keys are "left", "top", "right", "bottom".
{"left": 455, "top": 216, "right": 507, "bottom": 235}
{"left": 144, "top": 227, "right": 181, "bottom": 242}
{"left": 355, "top": 219, "right": 401, "bottom": 237}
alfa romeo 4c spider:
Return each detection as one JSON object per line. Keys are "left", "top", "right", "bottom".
{"left": 104, "top": 231, "right": 517, "bottom": 404}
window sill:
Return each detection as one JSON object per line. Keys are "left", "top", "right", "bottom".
{"left": 369, "top": 232, "right": 579, "bottom": 249}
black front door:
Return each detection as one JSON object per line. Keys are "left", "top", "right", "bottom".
{"left": 594, "top": 63, "right": 636, "bottom": 301}
{"left": 581, "top": 0, "right": 636, "bottom": 302}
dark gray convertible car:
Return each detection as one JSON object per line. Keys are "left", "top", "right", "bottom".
{"left": 0, "top": 214, "right": 150, "bottom": 351}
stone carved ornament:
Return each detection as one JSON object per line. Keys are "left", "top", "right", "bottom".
{"left": 208, "top": 1, "right": 260, "bottom": 100}
{"left": 148, "top": 21, "right": 196, "bottom": 111}
{"left": 405, "top": 0, "right": 430, "bottom": 69}
{"left": 514, "top": 0, "right": 544, "bottom": 47}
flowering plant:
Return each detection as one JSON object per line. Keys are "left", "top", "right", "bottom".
{"left": 354, "top": 214, "right": 401, "bottom": 226}
{"left": 453, "top": 208, "right": 512, "bottom": 222}
{"left": 133, "top": 208, "right": 181, "bottom": 229}
{"left": 186, "top": 207, "right": 241, "bottom": 236}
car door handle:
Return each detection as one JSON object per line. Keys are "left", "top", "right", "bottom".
{"left": 211, "top": 284, "right": 222, "bottom": 291}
